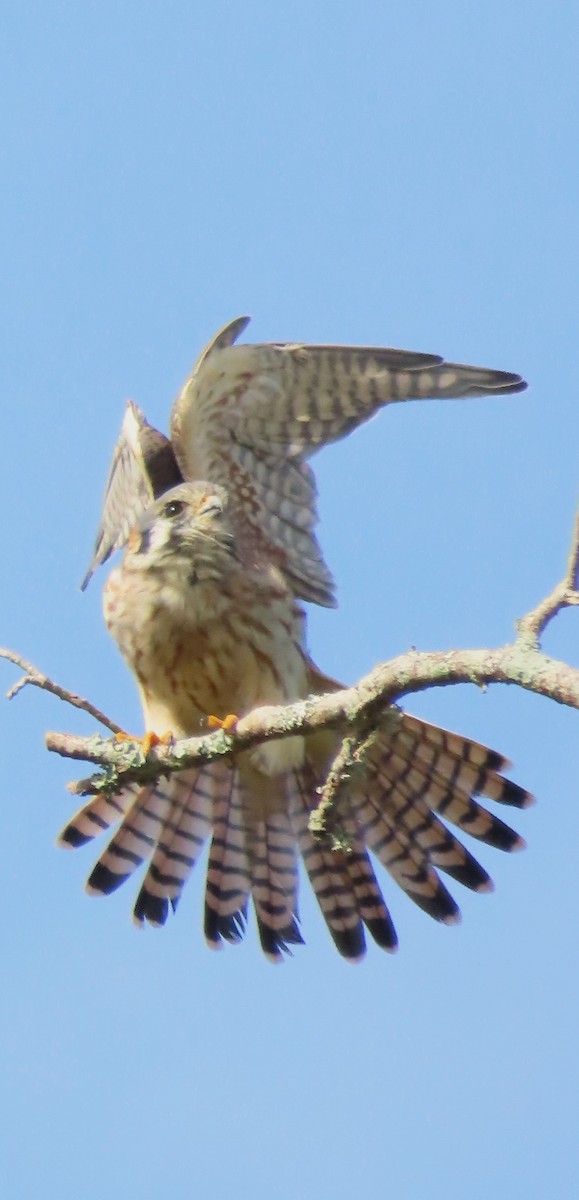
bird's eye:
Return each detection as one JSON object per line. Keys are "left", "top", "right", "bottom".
{"left": 163, "top": 499, "right": 185, "bottom": 519}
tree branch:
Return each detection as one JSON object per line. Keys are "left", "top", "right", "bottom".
{"left": 41, "top": 642, "right": 579, "bottom": 797}
{"left": 0, "top": 647, "right": 122, "bottom": 734}
{"left": 516, "top": 506, "right": 579, "bottom": 647}
{"left": 3, "top": 505, "right": 578, "bottom": 828}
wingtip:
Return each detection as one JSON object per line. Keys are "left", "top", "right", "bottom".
{"left": 231, "top": 314, "right": 252, "bottom": 335}
{"left": 122, "top": 398, "right": 150, "bottom": 443}
{"left": 210, "top": 315, "right": 252, "bottom": 350}
{"left": 501, "top": 376, "right": 527, "bottom": 395}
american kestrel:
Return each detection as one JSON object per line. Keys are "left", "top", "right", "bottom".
{"left": 59, "top": 482, "right": 531, "bottom": 961}
{"left": 81, "top": 316, "right": 526, "bottom": 608}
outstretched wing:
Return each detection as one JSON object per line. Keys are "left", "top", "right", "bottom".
{"left": 80, "top": 321, "right": 248, "bottom": 591}
{"left": 83, "top": 316, "right": 526, "bottom": 603}
{"left": 170, "top": 317, "right": 526, "bottom": 605}
{"left": 81, "top": 401, "right": 183, "bottom": 589}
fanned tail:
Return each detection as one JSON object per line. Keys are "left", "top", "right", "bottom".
{"left": 57, "top": 706, "right": 531, "bottom": 959}
{"left": 348, "top": 709, "right": 532, "bottom": 923}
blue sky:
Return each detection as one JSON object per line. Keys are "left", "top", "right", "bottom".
{"left": 1, "top": 3, "right": 578, "bottom": 1197}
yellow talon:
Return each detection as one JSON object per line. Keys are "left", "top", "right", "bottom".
{"left": 207, "top": 713, "right": 239, "bottom": 733}
{"left": 114, "top": 730, "right": 173, "bottom": 755}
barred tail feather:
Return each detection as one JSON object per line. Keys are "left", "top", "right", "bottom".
{"left": 355, "top": 788, "right": 461, "bottom": 924}
{"left": 57, "top": 785, "right": 138, "bottom": 848}
{"left": 367, "top": 714, "right": 528, "bottom": 854}
{"left": 246, "top": 809, "right": 303, "bottom": 962}
{"left": 132, "top": 766, "right": 215, "bottom": 927}
{"left": 204, "top": 770, "right": 251, "bottom": 949}
{"left": 374, "top": 750, "right": 522, "bottom": 859}
{"left": 287, "top": 767, "right": 397, "bottom": 959}
{"left": 288, "top": 772, "right": 366, "bottom": 960}
{"left": 336, "top": 811, "right": 398, "bottom": 952}
{"left": 397, "top": 714, "right": 534, "bottom": 808}
{"left": 85, "top": 782, "right": 171, "bottom": 897}
{"left": 369, "top": 773, "right": 494, "bottom": 894}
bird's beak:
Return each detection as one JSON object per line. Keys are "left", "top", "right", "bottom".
{"left": 127, "top": 523, "right": 151, "bottom": 555}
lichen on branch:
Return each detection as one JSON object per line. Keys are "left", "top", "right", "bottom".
{"left": 1, "top": 505, "right": 578, "bottom": 828}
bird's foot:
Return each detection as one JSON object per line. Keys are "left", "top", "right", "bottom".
{"left": 206, "top": 713, "right": 239, "bottom": 734}
{"left": 114, "top": 730, "right": 174, "bottom": 756}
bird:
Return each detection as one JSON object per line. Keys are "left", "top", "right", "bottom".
{"left": 59, "top": 481, "right": 533, "bottom": 962}
{"left": 81, "top": 315, "right": 527, "bottom": 608}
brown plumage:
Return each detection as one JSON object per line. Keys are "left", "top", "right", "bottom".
{"left": 60, "top": 483, "right": 532, "bottom": 961}
{"left": 81, "top": 316, "right": 526, "bottom": 606}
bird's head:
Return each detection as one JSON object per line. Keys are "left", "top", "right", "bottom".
{"left": 124, "top": 481, "right": 238, "bottom": 585}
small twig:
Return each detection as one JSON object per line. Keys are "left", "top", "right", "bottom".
{"left": 0, "top": 647, "right": 123, "bottom": 734}
{"left": 308, "top": 733, "right": 360, "bottom": 848}
{"left": 516, "top": 506, "right": 579, "bottom": 647}
{"left": 308, "top": 711, "right": 400, "bottom": 846}
{"left": 567, "top": 508, "right": 579, "bottom": 591}
{"left": 308, "top": 708, "right": 422, "bottom": 846}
